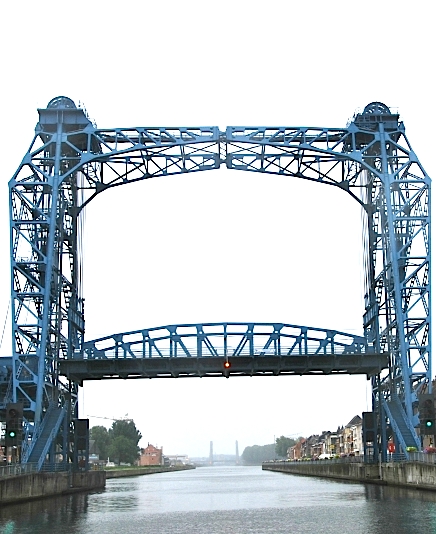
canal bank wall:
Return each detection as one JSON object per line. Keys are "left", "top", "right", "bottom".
{"left": 0, "top": 464, "right": 195, "bottom": 505}
{"left": 0, "top": 470, "right": 106, "bottom": 505}
{"left": 105, "top": 464, "right": 195, "bottom": 479}
{"left": 263, "top": 460, "right": 436, "bottom": 491}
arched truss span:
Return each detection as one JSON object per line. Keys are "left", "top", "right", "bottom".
{"left": 5, "top": 97, "right": 431, "bottom": 467}
{"left": 59, "top": 322, "right": 387, "bottom": 382}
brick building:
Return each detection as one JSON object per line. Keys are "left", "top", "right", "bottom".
{"left": 139, "top": 443, "right": 163, "bottom": 466}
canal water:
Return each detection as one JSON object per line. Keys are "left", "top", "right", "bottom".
{"left": 2, "top": 465, "right": 436, "bottom": 533}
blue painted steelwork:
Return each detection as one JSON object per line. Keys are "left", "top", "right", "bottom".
{"left": 7, "top": 97, "right": 430, "bottom": 466}
{"left": 0, "top": 357, "right": 13, "bottom": 413}
{"left": 59, "top": 322, "right": 387, "bottom": 382}
{"left": 83, "top": 322, "right": 371, "bottom": 359}
{"left": 8, "top": 97, "right": 223, "bottom": 467}
{"left": 224, "top": 104, "right": 431, "bottom": 455}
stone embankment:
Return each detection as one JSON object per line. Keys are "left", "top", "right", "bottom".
{"left": 0, "top": 464, "right": 195, "bottom": 505}
{"left": 263, "top": 460, "right": 436, "bottom": 491}
{"left": 0, "top": 470, "right": 105, "bottom": 505}
{"left": 105, "top": 464, "right": 195, "bottom": 479}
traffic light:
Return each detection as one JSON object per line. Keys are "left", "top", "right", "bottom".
{"left": 223, "top": 360, "right": 231, "bottom": 378}
{"left": 419, "top": 394, "right": 435, "bottom": 435}
{"left": 362, "top": 411, "right": 377, "bottom": 443}
{"left": 74, "top": 419, "right": 89, "bottom": 451}
{"left": 5, "top": 403, "right": 23, "bottom": 447}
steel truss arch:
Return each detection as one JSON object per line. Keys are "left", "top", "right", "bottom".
{"left": 59, "top": 322, "right": 387, "bottom": 383}
{"left": 83, "top": 322, "right": 371, "bottom": 359}
{"left": 5, "top": 97, "right": 431, "bottom": 468}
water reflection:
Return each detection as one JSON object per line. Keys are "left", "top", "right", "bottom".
{"left": 2, "top": 467, "right": 436, "bottom": 534}
{"left": 0, "top": 492, "right": 96, "bottom": 533}
{"left": 365, "top": 483, "right": 436, "bottom": 503}
{"left": 361, "top": 484, "right": 436, "bottom": 534}
{"left": 87, "top": 479, "right": 140, "bottom": 513}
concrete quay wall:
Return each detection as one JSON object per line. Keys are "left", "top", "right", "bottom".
{"left": 263, "top": 461, "right": 436, "bottom": 491}
{"left": 0, "top": 471, "right": 106, "bottom": 505}
{"left": 0, "top": 464, "right": 194, "bottom": 505}
{"left": 105, "top": 464, "right": 195, "bottom": 479}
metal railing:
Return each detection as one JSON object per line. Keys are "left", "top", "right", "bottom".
{"left": 408, "top": 452, "right": 436, "bottom": 464}
{"left": 0, "top": 463, "right": 39, "bottom": 478}
{"left": 0, "top": 462, "right": 71, "bottom": 478}
{"left": 265, "top": 456, "right": 367, "bottom": 465}
{"left": 266, "top": 452, "right": 436, "bottom": 466}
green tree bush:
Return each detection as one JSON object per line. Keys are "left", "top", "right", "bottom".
{"left": 90, "top": 419, "right": 142, "bottom": 465}
{"left": 108, "top": 435, "right": 139, "bottom": 465}
{"left": 241, "top": 444, "right": 275, "bottom": 465}
{"left": 275, "top": 436, "right": 297, "bottom": 458}
{"left": 90, "top": 425, "right": 111, "bottom": 461}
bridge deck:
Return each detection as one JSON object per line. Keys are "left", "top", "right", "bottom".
{"left": 59, "top": 353, "right": 388, "bottom": 384}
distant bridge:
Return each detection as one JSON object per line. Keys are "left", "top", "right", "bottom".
{"left": 59, "top": 322, "right": 388, "bottom": 383}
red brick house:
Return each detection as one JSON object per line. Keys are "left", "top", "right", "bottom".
{"left": 289, "top": 438, "right": 306, "bottom": 460}
{"left": 139, "top": 443, "right": 163, "bottom": 466}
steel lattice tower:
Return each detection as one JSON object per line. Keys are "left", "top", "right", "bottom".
{"left": 4, "top": 97, "right": 431, "bottom": 467}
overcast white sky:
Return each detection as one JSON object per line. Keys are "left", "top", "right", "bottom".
{"left": 0, "top": 1, "right": 433, "bottom": 458}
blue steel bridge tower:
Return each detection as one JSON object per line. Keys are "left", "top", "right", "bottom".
{"left": 3, "top": 97, "right": 431, "bottom": 467}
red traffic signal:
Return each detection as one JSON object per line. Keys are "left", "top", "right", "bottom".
{"left": 224, "top": 361, "right": 231, "bottom": 369}
{"left": 8, "top": 408, "right": 18, "bottom": 419}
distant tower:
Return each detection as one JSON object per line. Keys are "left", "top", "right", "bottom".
{"left": 209, "top": 441, "right": 214, "bottom": 465}
{"left": 235, "top": 440, "right": 240, "bottom": 465}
